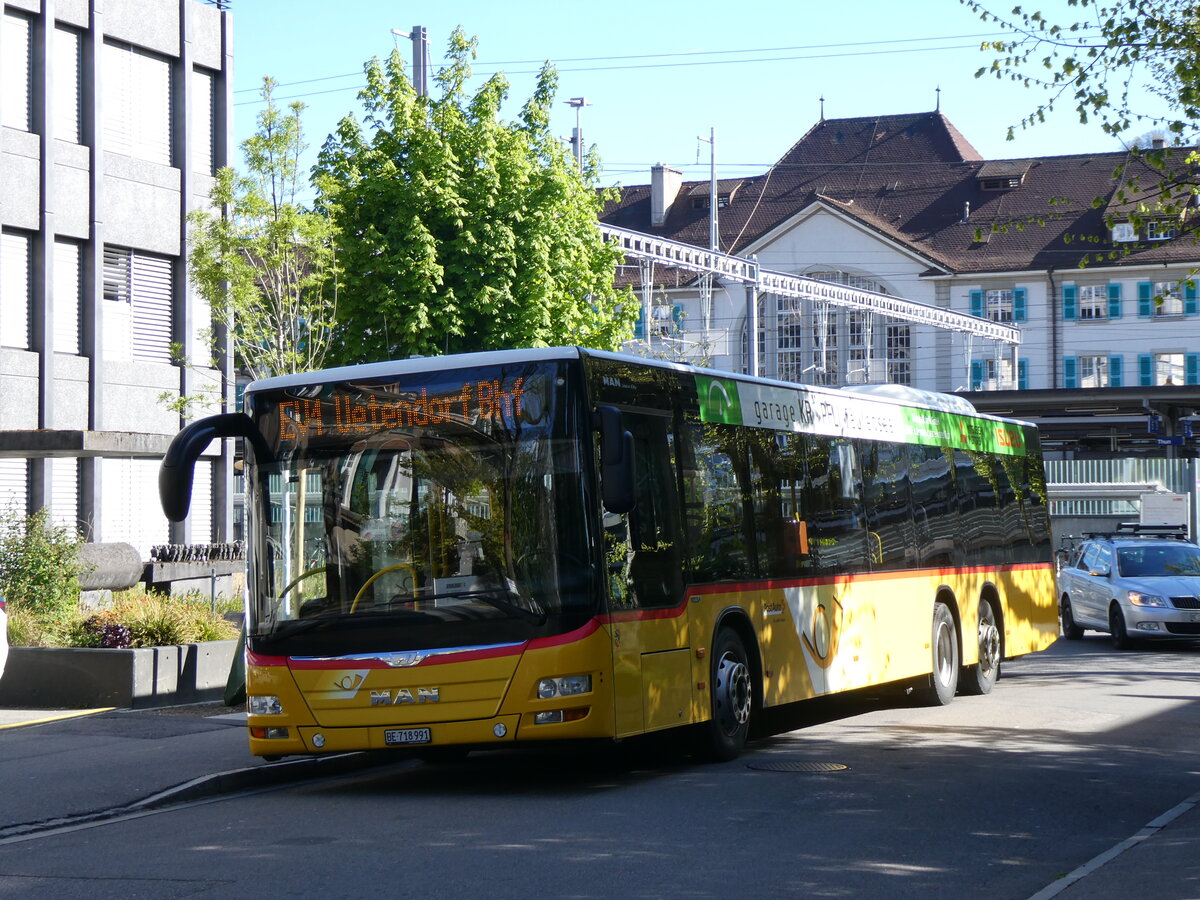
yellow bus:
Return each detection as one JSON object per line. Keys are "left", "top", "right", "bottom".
{"left": 160, "top": 348, "right": 1057, "bottom": 761}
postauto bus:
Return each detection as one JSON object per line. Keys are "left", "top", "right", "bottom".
{"left": 160, "top": 348, "right": 1057, "bottom": 761}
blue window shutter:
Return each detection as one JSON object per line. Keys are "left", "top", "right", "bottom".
{"left": 1185, "top": 280, "right": 1198, "bottom": 315}
{"left": 1138, "top": 282, "right": 1154, "bottom": 317}
{"left": 1013, "top": 287, "right": 1027, "bottom": 322}
{"left": 1187, "top": 353, "right": 1200, "bottom": 385}
{"left": 1139, "top": 353, "right": 1154, "bottom": 386}
{"left": 970, "top": 290, "right": 984, "bottom": 318}
{"left": 672, "top": 303, "right": 683, "bottom": 330}
{"left": 970, "top": 359, "right": 983, "bottom": 390}
{"left": 634, "top": 305, "right": 645, "bottom": 338}
{"left": 1063, "top": 356, "right": 1078, "bottom": 388}
{"left": 1107, "top": 283, "right": 1122, "bottom": 318}
{"left": 1018, "top": 358, "right": 1028, "bottom": 390}
{"left": 1062, "top": 284, "right": 1077, "bottom": 321}
{"left": 1108, "top": 355, "right": 1122, "bottom": 387}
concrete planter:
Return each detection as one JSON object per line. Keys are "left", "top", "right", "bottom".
{"left": 0, "top": 639, "right": 239, "bottom": 710}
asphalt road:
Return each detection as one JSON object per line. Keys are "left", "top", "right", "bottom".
{"left": 2, "top": 633, "right": 1199, "bottom": 898}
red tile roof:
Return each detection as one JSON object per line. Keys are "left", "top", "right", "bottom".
{"left": 600, "top": 110, "right": 1198, "bottom": 278}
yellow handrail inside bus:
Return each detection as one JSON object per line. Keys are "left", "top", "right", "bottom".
{"left": 277, "top": 567, "right": 328, "bottom": 606}
{"left": 350, "top": 563, "right": 418, "bottom": 613}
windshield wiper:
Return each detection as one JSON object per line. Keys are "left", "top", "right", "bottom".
{"left": 419, "top": 589, "right": 547, "bottom": 625}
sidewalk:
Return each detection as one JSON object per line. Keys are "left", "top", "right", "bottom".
{"left": 1032, "top": 790, "right": 1200, "bottom": 899}
{"left": 0, "top": 703, "right": 398, "bottom": 839}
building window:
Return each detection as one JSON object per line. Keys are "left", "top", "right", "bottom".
{"left": 1112, "top": 222, "right": 1136, "bottom": 242}
{"left": 103, "top": 41, "right": 173, "bottom": 166}
{"left": 2, "top": 10, "right": 32, "bottom": 131}
{"left": 986, "top": 290, "right": 1013, "bottom": 323}
{"left": 192, "top": 67, "right": 216, "bottom": 175}
{"left": 1, "top": 230, "right": 31, "bottom": 349}
{"left": 810, "top": 317, "right": 838, "bottom": 386}
{"left": 1078, "top": 356, "right": 1108, "bottom": 388}
{"left": 54, "top": 240, "right": 82, "bottom": 354}
{"left": 1147, "top": 221, "right": 1177, "bottom": 241}
{"left": 846, "top": 311, "right": 870, "bottom": 384}
{"left": 1078, "top": 285, "right": 1107, "bottom": 320}
{"left": 970, "top": 287, "right": 1026, "bottom": 322}
{"left": 1153, "top": 282, "right": 1184, "bottom": 317}
{"left": 1152, "top": 353, "right": 1184, "bottom": 385}
{"left": 981, "top": 358, "right": 1014, "bottom": 390}
{"left": 55, "top": 26, "right": 82, "bottom": 143}
{"left": 886, "top": 325, "right": 911, "bottom": 385}
{"left": 103, "top": 247, "right": 174, "bottom": 363}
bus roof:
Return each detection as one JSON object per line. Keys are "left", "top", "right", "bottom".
{"left": 245, "top": 346, "right": 1033, "bottom": 429}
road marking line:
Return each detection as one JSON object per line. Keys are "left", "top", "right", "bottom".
{"left": 1028, "top": 790, "right": 1200, "bottom": 900}
{"left": 0, "top": 708, "right": 115, "bottom": 730}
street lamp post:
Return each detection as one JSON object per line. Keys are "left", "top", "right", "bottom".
{"left": 564, "top": 97, "right": 590, "bottom": 173}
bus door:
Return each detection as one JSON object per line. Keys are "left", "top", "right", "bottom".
{"left": 603, "top": 411, "right": 691, "bottom": 736}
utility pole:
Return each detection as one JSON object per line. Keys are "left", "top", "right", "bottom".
{"left": 391, "top": 26, "right": 429, "bottom": 97}
{"left": 698, "top": 127, "right": 717, "bottom": 335}
{"left": 565, "top": 97, "right": 590, "bottom": 173}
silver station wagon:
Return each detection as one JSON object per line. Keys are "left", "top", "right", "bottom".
{"left": 1058, "top": 527, "right": 1200, "bottom": 649}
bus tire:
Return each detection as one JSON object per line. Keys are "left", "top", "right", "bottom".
{"left": 920, "top": 602, "right": 959, "bottom": 706}
{"left": 960, "top": 600, "right": 1000, "bottom": 696}
{"left": 699, "top": 627, "right": 753, "bottom": 762}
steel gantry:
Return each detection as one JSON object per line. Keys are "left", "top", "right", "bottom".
{"left": 598, "top": 223, "right": 1020, "bottom": 383}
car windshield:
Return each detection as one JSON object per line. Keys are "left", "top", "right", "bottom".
{"left": 243, "top": 361, "right": 598, "bottom": 655}
{"left": 1117, "top": 545, "right": 1200, "bottom": 578}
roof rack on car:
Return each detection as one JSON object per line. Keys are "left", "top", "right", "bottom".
{"left": 1083, "top": 523, "right": 1191, "bottom": 541}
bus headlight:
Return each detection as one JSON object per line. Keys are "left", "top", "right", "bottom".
{"left": 1128, "top": 591, "right": 1167, "bottom": 607}
{"left": 537, "top": 675, "right": 592, "bottom": 699}
{"left": 248, "top": 695, "right": 284, "bottom": 715}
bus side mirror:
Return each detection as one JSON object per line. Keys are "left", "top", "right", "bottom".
{"left": 597, "top": 405, "right": 636, "bottom": 514}
{"left": 160, "top": 412, "right": 267, "bottom": 521}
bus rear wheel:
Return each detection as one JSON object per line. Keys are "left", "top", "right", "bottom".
{"left": 698, "top": 628, "right": 753, "bottom": 762}
{"left": 919, "top": 602, "right": 959, "bottom": 706}
{"left": 960, "top": 600, "right": 1000, "bottom": 696}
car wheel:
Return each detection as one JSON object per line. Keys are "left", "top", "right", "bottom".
{"left": 1060, "top": 596, "right": 1084, "bottom": 640}
{"left": 1109, "top": 604, "right": 1133, "bottom": 651}
{"left": 961, "top": 600, "right": 1001, "bottom": 696}
{"left": 917, "top": 602, "right": 959, "bottom": 706}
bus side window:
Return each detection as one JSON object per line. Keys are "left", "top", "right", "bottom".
{"left": 683, "top": 421, "right": 756, "bottom": 582}
{"left": 605, "top": 414, "right": 683, "bottom": 609}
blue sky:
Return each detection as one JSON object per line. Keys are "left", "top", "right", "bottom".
{"left": 230, "top": 0, "right": 1154, "bottom": 189}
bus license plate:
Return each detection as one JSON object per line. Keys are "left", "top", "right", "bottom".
{"left": 384, "top": 727, "right": 431, "bottom": 745}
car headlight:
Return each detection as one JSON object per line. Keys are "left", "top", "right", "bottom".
{"left": 248, "top": 695, "right": 284, "bottom": 715}
{"left": 1128, "top": 591, "right": 1167, "bottom": 607}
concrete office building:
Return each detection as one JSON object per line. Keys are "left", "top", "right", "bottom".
{"left": 0, "top": 0, "right": 233, "bottom": 555}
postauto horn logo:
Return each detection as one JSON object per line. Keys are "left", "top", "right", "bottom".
{"left": 696, "top": 375, "right": 743, "bottom": 425}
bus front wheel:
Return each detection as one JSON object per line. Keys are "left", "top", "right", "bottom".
{"left": 699, "top": 628, "right": 753, "bottom": 762}
{"left": 920, "top": 602, "right": 959, "bottom": 706}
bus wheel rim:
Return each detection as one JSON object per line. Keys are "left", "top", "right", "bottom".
{"left": 935, "top": 620, "right": 955, "bottom": 684}
{"left": 716, "top": 652, "right": 752, "bottom": 730}
{"left": 978, "top": 619, "right": 1000, "bottom": 675}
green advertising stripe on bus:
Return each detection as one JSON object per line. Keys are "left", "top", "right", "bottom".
{"left": 695, "top": 375, "right": 1027, "bottom": 456}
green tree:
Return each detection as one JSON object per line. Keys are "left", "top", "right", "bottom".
{"left": 0, "top": 507, "right": 83, "bottom": 619}
{"left": 187, "top": 77, "right": 338, "bottom": 388}
{"left": 313, "top": 29, "right": 635, "bottom": 365}
{"left": 962, "top": 0, "right": 1200, "bottom": 242}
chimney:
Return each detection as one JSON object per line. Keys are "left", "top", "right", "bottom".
{"left": 650, "top": 164, "right": 682, "bottom": 227}
{"left": 961, "top": 201, "right": 971, "bottom": 224}
{"left": 1152, "top": 137, "right": 1165, "bottom": 150}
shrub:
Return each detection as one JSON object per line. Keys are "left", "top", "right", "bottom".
{"left": 0, "top": 507, "right": 84, "bottom": 618}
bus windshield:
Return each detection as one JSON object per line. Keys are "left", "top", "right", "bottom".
{"left": 243, "top": 361, "right": 597, "bottom": 656}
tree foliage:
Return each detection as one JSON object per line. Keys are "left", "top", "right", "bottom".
{"left": 962, "top": 0, "right": 1200, "bottom": 244}
{"left": 313, "top": 29, "right": 636, "bottom": 365}
{"left": 188, "top": 77, "right": 338, "bottom": 387}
